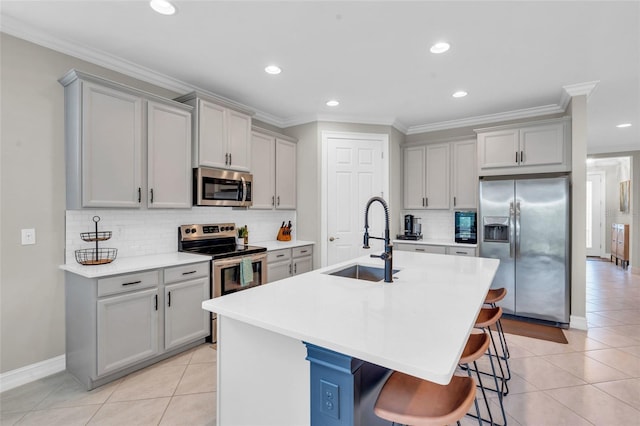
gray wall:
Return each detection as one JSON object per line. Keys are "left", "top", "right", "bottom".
{"left": 0, "top": 34, "right": 182, "bottom": 373}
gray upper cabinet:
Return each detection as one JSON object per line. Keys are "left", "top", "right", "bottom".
{"left": 403, "top": 143, "right": 450, "bottom": 209}
{"left": 147, "top": 101, "right": 192, "bottom": 208}
{"left": 476, "top": 117, "right": 571, "bottom": 176}
{"left": 250, "top": 128, "right": 297, "bottom": 210}
{"left": 176, "top": 92, "right": 253, "bottom": 172}
{"left": 59, "top": 70, "right": 192, "bottom": 209}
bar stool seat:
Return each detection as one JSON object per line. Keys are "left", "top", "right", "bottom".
{"left": 484, "top": 288, "right": 507, "bottom": 305}
{"left": 475, "top": 306, "right": 502, "bottom": 328}
{"left": 374, "top": 373, "right": 476, "bottom": 426}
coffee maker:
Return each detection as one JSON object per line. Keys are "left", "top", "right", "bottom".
{"left": 399, "top": 214, "right": 423, "bottom": 240}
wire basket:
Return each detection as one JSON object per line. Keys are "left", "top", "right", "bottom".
{"left": 75, "top": 248, "right": 118, "bottom": 265}
{"left": 80, "top": 231, "right": 112, "bottom": 242}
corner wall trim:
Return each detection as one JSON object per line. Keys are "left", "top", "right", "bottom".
{"left": 570, "top": 315, "right": 588, "bottom": 331}
{"left": 0, "top": 355, "right": 66, "bottom": 393}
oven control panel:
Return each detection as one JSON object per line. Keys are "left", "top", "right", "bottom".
{"left": 179, "top": 223, "right": 236, "bottom": 240}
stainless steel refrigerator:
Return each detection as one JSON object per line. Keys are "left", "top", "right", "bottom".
{"left": 479, "top": 175, "right": 570, "bottom": 325}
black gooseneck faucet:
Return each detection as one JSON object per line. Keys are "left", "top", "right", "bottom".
{"left": 363, "top": 196, "right": 393, "bottom": 283}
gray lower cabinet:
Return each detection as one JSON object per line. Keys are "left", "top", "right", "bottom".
{"left": 395, "top": 243, "right": 477, "bottom": 256}
{"left": 266, "top": 245, "right": 313, "bottom": 283}
{"left": 66, "top": 262, "right": 209, "bottom": 390}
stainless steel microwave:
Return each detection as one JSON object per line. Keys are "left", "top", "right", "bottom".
{"left": 193, "top": 167, "right": 253, "bottom": 207}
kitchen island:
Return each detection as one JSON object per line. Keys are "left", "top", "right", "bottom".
{"left": 203, "top": 250, "right": 499, "bottom": 426}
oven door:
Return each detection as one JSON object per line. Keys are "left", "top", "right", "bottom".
{"left": 213, "top": 252, "right": 267, "bottom": 297}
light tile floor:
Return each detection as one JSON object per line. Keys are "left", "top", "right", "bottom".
{"left": 1, "top": 259, "right": 638, "bottom": 425}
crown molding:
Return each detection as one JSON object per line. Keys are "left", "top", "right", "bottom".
{"left": 406, "top": 103, "right": 566, "bottom": 135}
{"left": 563, "top": 81, "right": 600, "bottom": 99}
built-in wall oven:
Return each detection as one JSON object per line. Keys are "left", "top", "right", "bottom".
{"left": 178, "top": 223, "right": 267, "bottom": 342}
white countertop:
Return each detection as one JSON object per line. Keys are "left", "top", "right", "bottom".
{"left": 252, "top": 240, "right": 315, "bottom": 251}
{"left": 60, "top": 252, "right": 210, "bottom": 278}
{"left": 203, "top": 250, "right": 499, "bottom": 384}
{"left": 393, "top": 238, "right": 477, "bottom": 248}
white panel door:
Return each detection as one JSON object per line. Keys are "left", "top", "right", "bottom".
{"left": 403, "top": 146, "right": 426, "bottom": 209}
{"left": 477, "top": 129, "right": 519, "bottom": 170}
{"left": 327, "top": 137, "right": 383, "bottom": 266}
{"left": 519, "top": 122, "right": 565, "bottom": 166}
{"left": 164, "top": 277, "right": 210, "bottom": 350}
{"left": 452, "top": 140, "right": 477, "bottom": 209}
{"left": 226, "top": 109, "right": 251, "bottom": 171}
{"left": 425, "top": 143, "right": 450, "bottom": 209}
{"left": 587, "top": 172, "right": 605, "bottom": 257}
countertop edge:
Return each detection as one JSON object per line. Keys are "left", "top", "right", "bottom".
{"left": 393, "top": 239, "right": 477, "bottom": 248}
{"left": 252, "top": 240, "right": 316, "bottom": 251}
{"left": 60, "top": 252, "right": 210, "bottom": 278}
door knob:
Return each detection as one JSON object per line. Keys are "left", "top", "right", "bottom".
{"left": 329, "top": 236, "right": 339, "bottom": 242}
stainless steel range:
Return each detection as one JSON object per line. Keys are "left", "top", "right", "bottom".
{"left": 178, "top": 223, "right": 267, "bottom": 342}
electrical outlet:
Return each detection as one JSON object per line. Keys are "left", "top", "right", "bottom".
{"left": 320, "top": 380, "right": 340, "bottom": 420}
{"left": 21, "top": 228, "right": 36, "bottom": 245}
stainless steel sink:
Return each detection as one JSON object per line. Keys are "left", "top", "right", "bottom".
{"left": 326, "top": 264, "right": 399, "bottom": 282}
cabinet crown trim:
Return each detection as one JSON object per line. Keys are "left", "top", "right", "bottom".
{"left": 252, "top": 126, "right": 298, "bottom": 143}
{"left": 59, "top": 69, "right": 192, "bottom": 111}
{"left": 473, "top": 116, "right": 570, "bottom": 134}
{"left": 174, "top": 90, "right": 254, "bottom": 116}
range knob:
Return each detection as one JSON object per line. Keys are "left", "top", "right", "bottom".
{"left": 191, "top": 228, "right": 197, "bottom": 234}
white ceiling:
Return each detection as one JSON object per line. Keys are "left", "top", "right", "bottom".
{"left": 1, "top": 1, "right": 638, "bottom": 154}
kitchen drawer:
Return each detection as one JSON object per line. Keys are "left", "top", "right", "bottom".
{"left": 267, "top": 249, "right": 291, "bottom": 263}
{"left": 395, "top": 243, "right": 446, "bottom": 254}
{"left": 98, "top": 270, "right": 159, "bottom": 297}
{"left": 292, "top": 245, "right": 313, "bottom": 259}
{"left": 164, "top": 262, "right": 209, "bottom": 284}
{"left": 446, "top": 246, "right": 476, "bottom": 256}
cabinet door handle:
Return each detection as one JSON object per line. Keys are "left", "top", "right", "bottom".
{"left": 425, "top": 197, "right": 428, "bottom": 207}
{"left": 422, "top": 197, "right": 425, "bottom": 207}
{"left": 294, "top": 263, "right": 297, "bottom": 274}
{"left": 289, "top": 264, "right": 292, "bottom": 275}
{"left": 150, "top": 188, "right": 154, "bottom": 204}
{"left": 138, "top": 187, "right": 142, "bottom": 203}
{"left": 272, "top": 196, "right": 275, "bottom": 206}
{"left": 520, "top": 151, "right": 524, "bottom": 163}
{"left": 453, "top": 196, "right": 457, "bottom": 207}
{"left": 225, "top": 153, "right": 229, "bottom": 165}
{"left": 167, "top": 291, "right": 171, "bottom": 307}
{"left": 229, "top": 153, "right": 232, "bottom": 165}
{"left": 182, "top": 270, "right": 197, "bottom": 275}
{"left": 154, "top": 294, "right": 158, "bottom": 311}
{"left": 277, "top": 196, "right": 280, "bottom": 206}
{"left": 122, "top": 280, "right": 142, "bottom": 286}
{"left": 516, "top": 151, "right": 519, "bottom": 163}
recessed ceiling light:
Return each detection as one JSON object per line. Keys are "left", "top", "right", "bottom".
{"left": 264, "top": 65, "right": 282, "bottom": 75}
{"left": 452, "top": 91, "right": 468, "bottom": 98}
{"left": 616, "top": 123, "right": 632, "bottom": 128}
{"left": 430, "top": 42, "right": 450, "bottom": 54}
{"left": 150, "top": 0, "right": 176, "bottom": 15}
{"left": 326, "top": 100, "right": 340, "bottom": 107}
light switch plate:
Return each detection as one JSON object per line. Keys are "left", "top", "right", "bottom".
{"left": 21, "top": 228, "right": 36, "bottom": 245}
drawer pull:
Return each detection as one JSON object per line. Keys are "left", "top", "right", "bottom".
{"left": 277, "top": 254, "right": 285, "bottom": 258}
{"left": 182, "top": 270, "right": 197, "bottom": 275}
{"left": 415, "top": 248, "right": 425, "bottom": 252}
{"left": 300, "top": 250, "right": 308, "bottom": 254}
{"left": 122, "top": 280, "right": 142, "bottom": 286}
{"left": 456, "top": 251, "right": 466, "bottom": 255}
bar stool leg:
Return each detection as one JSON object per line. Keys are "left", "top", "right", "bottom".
{"left": 490, "top": 301, "right": 511, "bottom": 361}
{"left": 486, "top": 332, "right": 509, "bottom": 425}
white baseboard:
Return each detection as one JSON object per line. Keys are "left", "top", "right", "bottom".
{"left": 570, "top": 315, "right": 588, "bottom": 330}
{"left": 0, "top": 355, "right": 66, "bottom": 393}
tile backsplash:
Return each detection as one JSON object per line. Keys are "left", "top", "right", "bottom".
{"left": 400, "top": 210, "right": 457, "bottom": 240}
{"left": 65, "top": 208, "right": 296, "bottom": 263}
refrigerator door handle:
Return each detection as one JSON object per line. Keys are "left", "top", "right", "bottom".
{"left": 515, "top": 201, "right": 521, "bottom": 258}
{"left": 509, "top": 201, "right": 515, "bottom": 258}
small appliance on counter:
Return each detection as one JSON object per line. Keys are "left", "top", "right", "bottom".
{"left": 396, "top": 214, "right": 423, "bottom": 240}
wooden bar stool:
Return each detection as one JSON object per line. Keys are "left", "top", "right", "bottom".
{"left": 374, "top": 373, "right": 476, "bottom": 426}
{"left": 460, "top": 332, "right": 506, "bottom": 426}
{"left": 484, "top": 288, "right": 511, "bottom": 361}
